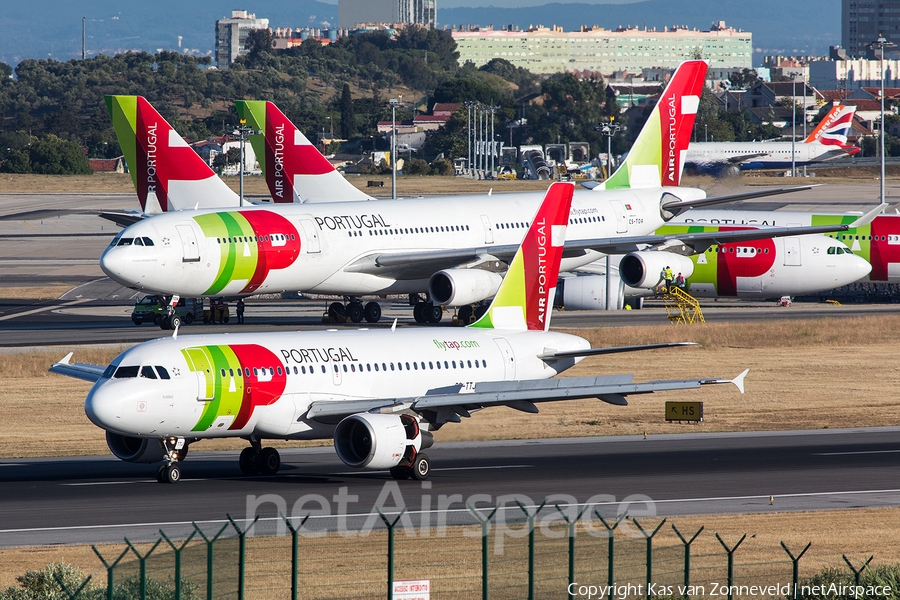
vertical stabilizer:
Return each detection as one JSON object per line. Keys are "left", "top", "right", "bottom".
{"left": 804, "top": 104, "right": 856, "bottom": 146}
{"left": 235, "top": 100, "right": 373, "bottom": 203}
{"left": 599, "top": 60, "right": 708, "bottom": 190}
{"left": 105, "top": 96, "right": 239, "bottom": 212}
{"left": 469, "top": 182, "right": 574, "bottom": 331}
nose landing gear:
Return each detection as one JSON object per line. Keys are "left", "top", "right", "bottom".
{"left": 156, "top": 437, "right": 189, "bottom": 483}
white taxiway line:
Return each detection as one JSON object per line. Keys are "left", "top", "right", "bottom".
{"left": 0, "top": 299, "right": 90, "bottom": 322}
{"left": 812, "top": 450, "right": 900, "bottom": 456}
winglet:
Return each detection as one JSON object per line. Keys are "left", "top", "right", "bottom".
{"left": 732, "top": 368, "right": 749, "bottom": 394}
{"left": 469, "top": 182, "right": 574, "bottom": 331}
{"left": 58, "top": 352, "right": 74, "bottom": 365}
{"left": 599, "top": 60, "right": 708, "bottom": 190}
{"left": 173, "top": 321, "right": 180, "bottom": 340}
{"left": 850, "top": 203, "right": 889, "bottom": 228}
{"left": 391, "top": 318, "right": 397, "bottom": 332}
{"left": 105, "top": 95, "right": 240, "bottom": 212}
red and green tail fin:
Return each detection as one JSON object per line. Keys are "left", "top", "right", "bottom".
{"left": 599, "top": 60, "right": 707, "bottom": 190}
{"left": 235, "top": 100, "right": 372, "bottom": 203}
{"left": 105, "top": 96, "right": 239, "bottom": 213}
{"left": 469, "top": 182, "right": 574, "bottom": 332}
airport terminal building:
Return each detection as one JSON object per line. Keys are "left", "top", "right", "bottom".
{"left": 451, "top": 22, "right": 752, "bottom": 75}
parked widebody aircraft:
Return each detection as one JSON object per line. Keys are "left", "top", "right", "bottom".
{"left": 103, "top": 61, "right": 857, "bottom": 328}
{"left": 684, "top": 105, "right": 859, "bottom": 177}
{"left": 52, "top": 183, "right": 746, "bottom": 483}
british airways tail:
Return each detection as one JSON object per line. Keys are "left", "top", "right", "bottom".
{"left": 598, "top": 60, "right": 708, "bottom": 190}
{"left": 105, "top": 96, "right": 240, "bottom": 213}
{"left": 469, "top": 182, "right": 574, "bottom": 332}
{"left": 235, "top": 100, "right": 373, "bottom": 203}
{"left": 804, "top": 104, "right": 857, "bottom": 147}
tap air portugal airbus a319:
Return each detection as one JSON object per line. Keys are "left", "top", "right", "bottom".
{"left": 52, "top": 182, "right": 747, "bottom": 484}
{"left": 102, "top": 61, "right": 864, "bottom": 327}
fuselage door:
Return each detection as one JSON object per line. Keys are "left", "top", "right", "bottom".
{"left": 299, "top": 217, "right": 321, "bottom": 253}
{"left": 493, "top": 338, "right": 516, "bottom": 380}
{"left": 480, "top": 215, "right": 494, "bottom": 244}
{"left": 176, "top": 224, "right": 201, "bottom": 262}
{"left": 783, "top": 236, "right": 801, "bottom": 266}
{"left": 609, "top": 200, "right": 628, "bottom": 233}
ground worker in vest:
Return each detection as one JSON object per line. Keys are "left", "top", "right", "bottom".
{"left": 664, "top": 266, "right": 674, "bottom": 291}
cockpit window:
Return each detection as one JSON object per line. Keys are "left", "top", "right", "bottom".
{"left": 134, "top": 237, "right": 144, "bottom": 246}
{"left": 142, "top": 237, "right": 154, "bottom": 246}
{"left": 156, "top": 366, "right": 170, "bottom": 379}
{"left": 113, "top": 366, "right": 140, "bottom": 378}
{"left": 101, "top": 364, "right": 116, "bottom": 379}
{"left": 116, "top": 238, "right": 134, "bottom": 247}
{"left": 109, "top": 233, "right": 123, "bottom": 248}
{"left": 140, "top": 366, "right": 157, "bottom": 379}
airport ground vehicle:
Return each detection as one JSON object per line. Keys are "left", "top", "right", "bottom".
{"left": 131, "top": 296, "right": 201, "bottom": 326}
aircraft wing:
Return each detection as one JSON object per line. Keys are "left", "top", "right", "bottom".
{"left": 307, "top": 369, "right": 748, "bottom": 425}
{"left": 345, "top": 203, "right": 884, "bottom": 277}
{"left": 49, "top": 353, "right": 106, "bottom": 382}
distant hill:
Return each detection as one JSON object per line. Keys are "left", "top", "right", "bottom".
{"left": 1, "top": 0, "right": 837, "bottom": 67}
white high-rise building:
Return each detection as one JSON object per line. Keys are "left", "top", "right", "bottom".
{"left": 338, "top": 0, "right": 436, "bottom": 30}
{"left": 215, "top": 10, "right": 270, "bottom": 68}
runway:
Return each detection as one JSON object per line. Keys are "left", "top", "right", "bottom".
{"left": 1, "top": 427, "right": 899, "bottom": 547}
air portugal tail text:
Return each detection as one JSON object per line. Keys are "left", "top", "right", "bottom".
{"left": 602, "top": 60, "right": 706, "bottom": 190}
{"left": 470, "top": 182, "right": 573, "bottom": 332}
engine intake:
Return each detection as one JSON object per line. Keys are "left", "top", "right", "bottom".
{"left": 429, "top": 269, "right": 503, "bottom": 306}
{"left": 334, "top": 413, "right": 432, "bottom": 470}
{"left": 106, "top": 432, "right": 166, "bottom": 463}
{"left": 619, "top": 252, "right": 694, "bottom": 289}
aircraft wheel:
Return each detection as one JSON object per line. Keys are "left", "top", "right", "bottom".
{"left": 328, "top": 302, "right": 345, "bottom": 321}
{"left": 154, "top": 314, "right": 163, "bottom": 326}
{"left": 163, "top": 464, "right": 181, "bottom": 484}
{"left": 239, "top": 447, "right": 259, "bottom": 475}
{"left": 156, "top": 464, "right": 168, "bottom": 483}
{"left": 169, "top": 315, "right": 182, "bottom": 330}
{"left": 474, "top": 305, "right": 488, "bottom": 319}
{"left": 364, "top": 301, "right": 381, "bottom": 323}
{"left": 257, "top": 447, "right": 281, "bottom": 475}
{"left": 425, "top": 305, "right": 443, "bottom": 324}
{"left": 159, "top": 316, "right": 171, "bottom": 330}
{"left": 346, "top": 302, "right": 364, "bottom": 323}
{"left": 410, "top": 453, "right": 430, "bottom": 480}
{"left": 389, "top": 466, "right": 411, "bottom": 480}
{"left": 413, "top": 302, "right": 426, "bottom": 323}
{"left": 457, "top": 305, "right": 473, "bottom": 325}
{"left": 184, "top": 313, "right": 194, "bottom": 325}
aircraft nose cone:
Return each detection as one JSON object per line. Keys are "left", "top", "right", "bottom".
{"left": 85, "top": 382, "right": 124, "bottom": 432}
{"left": 849, "top": 253, "right": 872, "bottom": 283}
{"left": 100, "top": 248, "right": 128, "bottom": 284}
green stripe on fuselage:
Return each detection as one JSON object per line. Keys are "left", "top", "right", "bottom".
{"left": 194, "top": 213, "right": 259, "bottom": 295}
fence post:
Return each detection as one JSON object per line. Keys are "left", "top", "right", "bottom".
{"left": 516, "top": 500, "right": 547, "bottom": 600}
{"left": 467, "top": 502, "right": 499, "bottom": 600}
{"left": 555, "top": 504, "right": 590, "bottom": 600}
{"left": 715, "top": 534, "right": 747, "bottom": 600}
{"left": 227, "top": 513, "right": 261, "bottom": 600}
{"left": 282, "top": 513, "right": 310, "bottom": 600}
{"left": 671, "top": 525, "right": 703, "bottom": 600}
{"left": 193, "top": 520, "right": 231, "bottom": 600}
{"left": 92, "top": 545, "right": 130, "bottom": 600}
{"left": 632, "top": 518, "right": 667, "bottom": 600}
{"left": 124, "top": 537, "right": 163, "bottom": 600}
{"left": 52, "top": 572, "right": 93, "bottom": 599}
{"left": 377, "top": 509, "right": 407, "bottom": 600}
{"left": 594, "top": 512, "right": 626, "bottom": 600}
{"left": 843, "top": 554, "right": 874, "bottom": 587}
{"left": 781, "top": 542, "right": 811, "bottom": 600}
{"left": 160, "top": 530, "right": 197, "bottom": 600}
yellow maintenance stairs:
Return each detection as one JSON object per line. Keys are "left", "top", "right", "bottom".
{"left": 657, "top": 284, "right": 705, "bottom": 324}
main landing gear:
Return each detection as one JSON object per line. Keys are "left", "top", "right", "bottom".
{"left": 410, "top": 294, "right": 443, "bottom": 324}
{"left": 238, "top": 441, "right": 282, "bottom": 476}
{"left": 389, "top": 453, "right": 431, "bottom": 480}
{"left": 156, "top": 438, "right": 189, "bottom": 484}
{"left": 325, "top": 298, "right": 382, "bottom": 324}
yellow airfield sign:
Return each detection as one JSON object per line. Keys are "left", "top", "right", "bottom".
{"left": 665, "top": 401, "right": 703, "bottom": 422}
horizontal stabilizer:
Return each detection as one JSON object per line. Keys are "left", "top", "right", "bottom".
{"left": 538, "top": 342, "right": 695, "bottom": 361}
{"left": 98, "top": 211, "right": 145, "bottom": 227}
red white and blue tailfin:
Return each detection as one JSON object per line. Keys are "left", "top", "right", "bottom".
{"left": 804, "top": 104, "right": 856, "bottom": 146}
{"left": 105, "top": 96, "right": 239, "bottom": 213}
{"left": 235, "top": 100, "right": 373, "bottom": 203}
{"left": 598, "top": 60, "right": 708, "bottom": 190}
{"left": 469, "top": 182, "right": 574, "bottom": 332}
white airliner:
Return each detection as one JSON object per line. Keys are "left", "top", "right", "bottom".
{"left": 51, "top": 183, "right": 746, "bottom": 483}
{"left": 101, "top": 61, "right": 857, "bottom": 328}
{"left": 684, "top": 105, "right": 860, "bottom": 177}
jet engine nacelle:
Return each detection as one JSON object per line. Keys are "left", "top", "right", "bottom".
{"left": 106, "top": 432, "right": 166, "bottom": 463}
{"left": 334, "top": 413, "right": 433, "bottom": 470}
{"left": 620, "top": 252, "right": 695, "bottom": 289}
{"left": 428, "top": 269, "right": 503, "bottom": 306}
{"left": 556, "top": 275, "right": 625, "bottom": 310}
